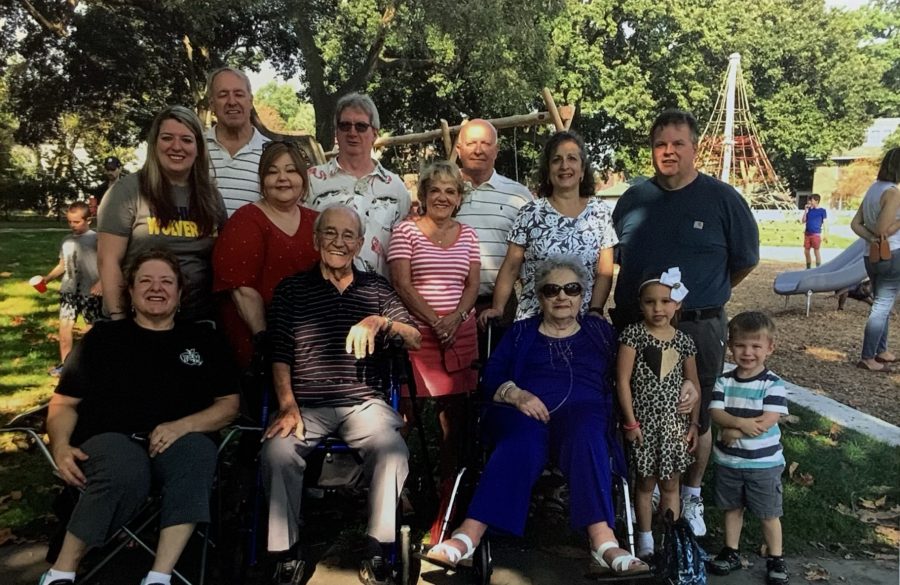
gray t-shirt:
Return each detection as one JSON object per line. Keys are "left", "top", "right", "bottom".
{"left": 97, "top": 173, "right": 226, "bottom": 321}
{"left": 59, "top": 230, "right": 99, "bottom": 296}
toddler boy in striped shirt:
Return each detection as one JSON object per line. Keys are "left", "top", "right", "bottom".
{"left": 708, "top": 311, "right": 789, "bottom": 585}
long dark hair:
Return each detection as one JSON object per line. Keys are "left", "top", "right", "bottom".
{"left": 535, "top": 131, "right": 595, "bottom": 198}
{"left": 139, "top": 106, "right": 221, "bottom": 236}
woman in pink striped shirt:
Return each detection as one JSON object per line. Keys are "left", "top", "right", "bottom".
{"left": 389, "top": 160, "right": 480, "bottom": 537}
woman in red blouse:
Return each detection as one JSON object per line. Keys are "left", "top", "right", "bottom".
{"left": 213, "top": 142, "right": 320, "bottom": 374}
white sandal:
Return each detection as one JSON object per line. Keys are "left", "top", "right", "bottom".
{"left": 423, "top": 532, "right": 475, "bottom": 570}
{"left": 591, "top": 541, "right": 651, "bottom": 575}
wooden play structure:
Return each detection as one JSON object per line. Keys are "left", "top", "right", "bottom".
{"left": 696, "top": 53, "right": 793, "bottom": 209}
{"left": 253, "top": 88, "right": 574, "bottom": 169}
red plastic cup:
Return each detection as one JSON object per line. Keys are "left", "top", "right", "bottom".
{"left": 30, "top": 275, "right": 47, "bottom": 293}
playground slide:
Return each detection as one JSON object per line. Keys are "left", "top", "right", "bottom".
{"left": 773, "top": 238, "right": 868, "bottom": 296}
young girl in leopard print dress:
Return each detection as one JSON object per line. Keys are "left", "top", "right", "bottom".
{"left": 616, "top": 267, "right": 701, "bottom": 558}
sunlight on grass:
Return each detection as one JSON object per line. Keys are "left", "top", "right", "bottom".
{"left": 802, "top": 346, "right": 847, "bottom": 362}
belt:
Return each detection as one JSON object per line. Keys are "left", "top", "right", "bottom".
{"left": 680, "top": 307, "right": 723, "bottom": 321}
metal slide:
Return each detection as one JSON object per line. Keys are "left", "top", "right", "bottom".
{"left": 772, "top": 238, "right": 868, "bottom": 315}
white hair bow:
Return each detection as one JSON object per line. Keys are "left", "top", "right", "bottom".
{"left": 659, "top": 267, "right": 689, "bottom": 302}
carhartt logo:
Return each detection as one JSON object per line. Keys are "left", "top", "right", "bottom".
{"left": 693, "top": 221, "right": 704, "bottom": 230}
{"left": 180, "top": 349, "right": 203, "bottom": 366}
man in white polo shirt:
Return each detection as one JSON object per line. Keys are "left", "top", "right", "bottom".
{"left": 454, "top": 119, "right": 532, "bottom": 341}
{"left": 307, "top": 93, "right": 411, "bottom": 277}
{"left": 205, "top": 67, "right": 269, "bottom": 216}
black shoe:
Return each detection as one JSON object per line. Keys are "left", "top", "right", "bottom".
{"left": 273, "top": 558, "right": 305, "bottom": 585}
{"left": 708, "top": 547, "right": 742, "bottom": 575}
{"left": 766, "top": 556, "right": 789, "bottom": 585}
{"left": 359, "top": 555, "right": 392, "bottom": 585}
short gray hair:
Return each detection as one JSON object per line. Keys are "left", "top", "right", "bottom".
{"left": 335, "top": 92, "right": 380, "bottom": 130}
{"left": 207, "top": 67, "right": 253, "bottom": 101}
{"left": 534, "top": 254, "right": 590, "bottom": 292}
{"left": 313, "top": 204, "right": 366, "bottom": 239}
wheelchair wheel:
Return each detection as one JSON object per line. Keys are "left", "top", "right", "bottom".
{"left": 472, "top": 540, "right": 492, "bottom": 585}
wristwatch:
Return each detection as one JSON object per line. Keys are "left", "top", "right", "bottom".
{"left": 383, "top": 316, "right": 394, "bottom": 331}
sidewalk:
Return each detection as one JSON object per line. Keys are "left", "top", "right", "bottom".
{"left": 2, "top": 540, "right": 897, "bottom": 585}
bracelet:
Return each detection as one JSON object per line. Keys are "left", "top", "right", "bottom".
{"left": 498, "top": 381, "right": 516, "bottom": 402}
{"left": 383, "top": 316, "right": 393, "bottom": 331}
{"left": 459, "top": 309, "right": 470, "bottom": 322}
{"left": 622, "top": 421, "right": 640, "bottom": 431}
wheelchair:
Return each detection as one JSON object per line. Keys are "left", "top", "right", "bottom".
{"left": 418, "top": 323, "right": 657, "bottom": 585}
{"left": 224, "top": 336, "right": 432, "bottom": 585}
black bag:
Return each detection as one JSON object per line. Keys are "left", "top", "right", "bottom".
{"left": 655, "top": 510, "right": 707, "bottom": 585}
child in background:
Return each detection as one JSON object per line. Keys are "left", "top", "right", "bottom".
{"left": 617, "top": 267, "right": 700, "bottom": 558}
{"left": 801, "top": 194, "right": 827, "bottom": 269}
{"left": 39, "top": 201, "right": 102, "bottom": 375}
{"left": 708, "top": 311, "right": 789, "bottom": 585}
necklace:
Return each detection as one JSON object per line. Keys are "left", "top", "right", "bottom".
{"left": 539, "top": 320, "right": 581, "bottom": 338}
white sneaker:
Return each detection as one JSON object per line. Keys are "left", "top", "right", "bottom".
{"left": 681, "top": 495, "right": 706, "bottom": 536}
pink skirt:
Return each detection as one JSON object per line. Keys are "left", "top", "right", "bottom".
{"left": 406, "top": 317, "right": 478, "bottom": 398}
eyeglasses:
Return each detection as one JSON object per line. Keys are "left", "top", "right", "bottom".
{"left": 317, "top": 228, "right": 360, "bottom": 244}
{"left": 337, "top": 121, "right": 373, "bottom": 133}
{"left": 539, "top": 282, "right": 584, "bottom": 298}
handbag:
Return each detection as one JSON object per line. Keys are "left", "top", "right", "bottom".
{"left": 868, "top": 235, "right": 891, "bottom": 263}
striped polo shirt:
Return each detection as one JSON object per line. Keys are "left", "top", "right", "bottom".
{"left": 455, "top": 171, "right": 533, "bottom": 296}
{"left": 206, "top": 126, "right": 269, "bottom": 216}
{"left": 710, "top": 368, "right": 789, "bottom": 469}
{"left": 268, "top": 265, "right": 414, "bottom": 407}
{"left": 387, "top": 220, "right": 480, "bottom": 326}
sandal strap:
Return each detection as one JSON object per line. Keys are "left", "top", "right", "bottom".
{"left": 610, "top": 551, "right": 642, "bottom": 572}
{"left": 428, "top": 542, "right": 462, "bottom": 565}
{"left": 451, "top": 532, "right": 476, "bottom": 559}
{"left": 591, "top": 540, "right": 620, "bottom": 568}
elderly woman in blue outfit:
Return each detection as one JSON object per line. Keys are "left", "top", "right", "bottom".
{"left": 425, "top": 254, "right": 650, "bottom": 576}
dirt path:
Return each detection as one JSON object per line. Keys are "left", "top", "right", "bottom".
{"left": 724, "top": 260, "right": 899, "bottom": 426}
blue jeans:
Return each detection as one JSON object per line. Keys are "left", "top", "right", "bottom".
{"left": 862, "top": 249, "right": 900, "bottom": 359}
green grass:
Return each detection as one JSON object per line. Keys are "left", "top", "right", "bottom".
{"left": 757, "top": 219, "right": 856, "bottom": 249}
{"left": 0, "top": 219, "right": 70, "bottom": 416}
{"left": 701, "top": 404, "right": 900, "bottom": 555}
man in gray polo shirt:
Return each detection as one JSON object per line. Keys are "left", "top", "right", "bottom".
{"left": 454, "top": 119, "right": 532, "bottom": 347}
{"left": 205, "top": 67, "right": 269, "bottom": 216}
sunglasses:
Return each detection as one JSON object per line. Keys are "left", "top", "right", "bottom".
{"left": 539, "top": 282, "right": 584, "bottom": 298}
{"left": 337, "top": 121, "right": 373, "bottom": 133}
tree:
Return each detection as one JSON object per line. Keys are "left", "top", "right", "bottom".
{"left": 255, "top": 81, "right": 315, "bottom": 134}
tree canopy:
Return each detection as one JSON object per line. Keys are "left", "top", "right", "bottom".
{"left": 0, "top": 0, "right": 896, "bottom": 203}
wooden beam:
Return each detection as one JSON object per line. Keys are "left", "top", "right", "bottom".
{"left": 440, "top": 119, "right": 453, "bottom": 158}
{"left": 541, "top": 88, "right": 565, "bottom": 131}
{"left": 322, "top": 110, "right": 565, "bottom": 158}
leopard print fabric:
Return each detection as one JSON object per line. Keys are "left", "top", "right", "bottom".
{"left": 620, "top": 323, "right": 696, "bottom": 480}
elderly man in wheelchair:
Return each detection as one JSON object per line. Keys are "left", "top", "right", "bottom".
{"left": 261, "top": 205, "right": 421, "bottom": 585}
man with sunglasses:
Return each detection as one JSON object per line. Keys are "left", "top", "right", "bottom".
{"left": 307, "top": 93, "right": 411, "bottom": 277}
{"left": 205, "top": 67, "right": 270, "bottom": 216}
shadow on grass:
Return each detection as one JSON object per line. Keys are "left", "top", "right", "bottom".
{"left": 700, "top": 403, "right": 900, "bottom": 556}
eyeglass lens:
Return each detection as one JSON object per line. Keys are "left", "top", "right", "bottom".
{"left": 540, "top": 282, "right": 583, "bottom": 297}
{"left": 337, "top": 121, "right": 372, "bottom": 133}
